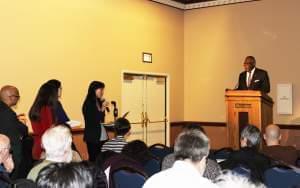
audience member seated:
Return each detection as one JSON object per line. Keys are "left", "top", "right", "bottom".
{"left": 215, "top": 172, "right": 266, "bottom": 188}
{"left": 122, "top": 140, "right": 156, "bottom": 166}
{"left": 36, "top": 162, "right": 107, "bottom": 188}
{"left": 220, "top": 124, "right": 271, "bottom": 183}
{"left": 263, "top": 124, "right": 298, "bottom": 166}
{"left": 102, "top": 118, "right": 131, "bottom": 153}
{"left": 0, "top": 86, "right": 30, "bottom": 179}
{"left": 0, "top": 134, "right": 14, "bottom": 187}
{"left": 143, "top": 129, "right": 217, "bottom": 188}
{"left": 162, "top": 124, "right": 221, "bottom": 180}
{"left": 27, "top": 125, "right": 73, "bottom": 181}
{"left": 29, "top": 83, "right": 58, "bottom": 160}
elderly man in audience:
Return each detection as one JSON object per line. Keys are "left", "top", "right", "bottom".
{"left": 0, "top": 134, "right": 14, "bottom": 187}
{"left": 162, "top": 124, "right": 221, "bottom": 180}
{"left": 143, "top": 129, "right": 218, "bottom": 188}
{"left": 27, "top": 125, "right": 73, "bottom": 181}
{"left": 263, "top": 124, "right": 298, "bottom": 165}
{"left": 220, "top": 124, "right": 271, "bottom": 183}
{"left": 0, "top": 85, "right": 29, "bottom": 179}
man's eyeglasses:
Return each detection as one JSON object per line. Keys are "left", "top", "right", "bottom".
{"left": 9, "top": 95, "right": 20, "bottom": 99}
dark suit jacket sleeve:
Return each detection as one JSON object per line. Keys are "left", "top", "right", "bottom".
{"left": 261, "top": 71, "right": 270, "bottom": 93}
{"left": 237, "top": 73, "right": 244, "bottom": 90}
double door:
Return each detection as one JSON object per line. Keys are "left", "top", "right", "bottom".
{"left": 122, "top": 73, "right": 168, "bottom": 145}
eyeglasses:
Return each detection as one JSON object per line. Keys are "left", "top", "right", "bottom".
{"left": 9, "top": 95, "right": 20, "bottom": 99}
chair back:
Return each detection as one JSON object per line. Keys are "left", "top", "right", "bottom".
{"left": 149, "top": 144, "right": 172, "bottom": 161}
{"left": 264, "top": 167, "right": 300, "bottom": 188}
{"left": 143, "top": 158, "right": 161, "bottom": 177}
{"left": 113, "top": 168, "right": 146, "bottom": 188}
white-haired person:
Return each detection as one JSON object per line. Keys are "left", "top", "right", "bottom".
{"left": 143, "top": 129, "right": 218, "bottom": 188}
{"left": 27, "top": 125, "right": 73, "bottom": 181}
{"left": 215, "top": 172, "right": 266, "bottom": 188}
{"left": 0, "top": 134, "right": 14, "bottom": 187}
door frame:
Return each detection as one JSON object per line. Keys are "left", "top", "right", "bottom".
{"left": 121, "top": 70, "right": 171, "bottom": 146}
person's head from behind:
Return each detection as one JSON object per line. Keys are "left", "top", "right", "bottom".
{"left": 29, "top": 83, "right": 58, "bottom": 122}
{"left": 42, "top": 125, "right": 72, "bottom": 162}
{"left": 243, "top": 56, "right": 256, "bottom": 72}
{"left": 114, "top": 118, "right": 131, "bottom": 137}
{"left": 174, "top": 129, "right": 210, "bottom": 176}
{"left": 0, "top": 85, "right": 20, "bottom": 107}
{"left": 263, "top": 124, "right": 281, "bottom": 146}
{"left": 36, "top": 162, "right": 94, "bottom": 188}
{"left": 185, "top": 123, "right": 206, "bottom": 135}
{"left": 215, "top": 171, "right": 266, "bottom": 188}
{"left": 46, "top": 79, "right": 62, "bottom": 98}
{"left": 85, "top": 81, "right": 105, "bottom": 102}
{"left": 240, "top": 125, "right": 261, "bottom": 149}
{"left": 122, "top": 140, "right": 152, "bottom": 164}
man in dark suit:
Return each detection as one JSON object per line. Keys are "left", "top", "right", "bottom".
{"left": 237, "top": 56, "right": 270, "bottom": 93}
{"left": 0, "top": 86, "right": 29, "bottom": 179}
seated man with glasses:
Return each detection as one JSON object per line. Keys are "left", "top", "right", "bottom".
{"left": 0, "top": 86, "right": 28, "bottom": 179}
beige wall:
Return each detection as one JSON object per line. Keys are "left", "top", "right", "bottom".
{"left": 2, "top": 0, "right": 300, "bottom": 128}
{"left": 184, "top": 0, "right": 300, "bottom": 124}
{"left": 0, "top": 0, "right": 184, "bottom": 126}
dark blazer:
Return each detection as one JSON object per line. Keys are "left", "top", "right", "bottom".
{"left": 82, "top": 100, "right": 105, "bottom": 144}
{"left": 0, "top": 101, "right": 28, "bottom": 179}
{"left": 220, "top": 147, "right": 271, "bottom": 183}
{"left": 237, "top": 68, "right": 270, "bottom": 93}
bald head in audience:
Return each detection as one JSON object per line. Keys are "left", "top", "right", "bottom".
{"left": 0, "top": 85, "right": 20, "bottom": 107}
{"left": 264, "top": 124, "right": 281, "bottom": 146}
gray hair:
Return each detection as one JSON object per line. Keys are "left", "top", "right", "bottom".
{"left": 174, "top": 129, "right": 210, "bottom": 162}
{"left": 42, "top": 125, "right": 72, "bottom": 162}
{"left": 241, "top": 125, "right": 261, "bottom": 147}
{"left": 216, "top": 172, "right": 266, "bottom": 188}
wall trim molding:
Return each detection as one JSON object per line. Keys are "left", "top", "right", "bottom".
{"left": 171, "top": 121, "right": 300, "bottom": 130}
{"left": 151, "top": 0, "right": 259, "bottom": 10}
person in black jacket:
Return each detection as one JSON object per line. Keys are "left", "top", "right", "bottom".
{"left": 220, "top": 125, "right": 271, "bottom": 183}
{"left": 82, "top": 81, "right": 109, "bottom": 161}
{"left": 237, "top": 56, "right": 270, "bottom": 93}
{"left": 0, "top": 86, "right": 29, "bottom": 179}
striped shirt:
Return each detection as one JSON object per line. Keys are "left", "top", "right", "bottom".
{"left": 101, "top": 136, "right": 127, "bottom": 153}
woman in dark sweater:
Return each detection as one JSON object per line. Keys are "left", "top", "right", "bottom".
{"left": 82, "top": 81, "right": 109, "bottom": 161}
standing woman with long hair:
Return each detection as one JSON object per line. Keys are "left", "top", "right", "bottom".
{"left": 82, "top": 81, "right": 109, "bottom": 161}
{"left": 29, "top": 83, "right": 58, "bottom": 160}
{"left": 46, "top": 79, "right": 70, "bottom": 125}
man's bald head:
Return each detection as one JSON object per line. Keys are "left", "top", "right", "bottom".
{"left": 0, "top": 85, "right": 20, "bottom": 107}
{"left": 264, "top": 124, "right": 281, "bottom": 146}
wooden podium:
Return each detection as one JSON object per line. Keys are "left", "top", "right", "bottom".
{"left": 225, "top": 90, "right": 274, "bottom": 149}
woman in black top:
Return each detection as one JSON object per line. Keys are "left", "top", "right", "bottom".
{"left": 82, "top": 81, "right": 109, "bottom": 161}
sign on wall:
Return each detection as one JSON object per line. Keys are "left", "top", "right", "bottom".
{"left": 277, "top": 84, "right": 293, "bottom": 115}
